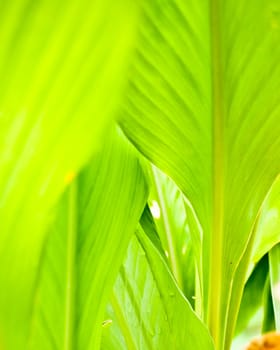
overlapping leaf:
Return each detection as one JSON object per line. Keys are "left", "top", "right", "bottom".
{"left": 235, "top": 255, "right": 269, "bottom": 338}
{"left": 119, "top": 1, "right": 280, "bottom": 348}
{"left": 252, "top": 178, "right": 280, "bottom": 264}
{"left": 28, "top": 127, "right": 148, "bottom": 350}
{"left": 149, "top": 165, "right": 195, "bottom": 304}
{"left": 229, "top": 178, "right": 280, "bottom": 347}
{"left": 102, "top": 228, "right": 214, "bottom": 350}
{"left": 0, "top": 2, "right": 139, "bottom": 348}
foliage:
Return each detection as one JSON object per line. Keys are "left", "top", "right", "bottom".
{"left": 1, "top": 1, "right": 280, "bottom": 350}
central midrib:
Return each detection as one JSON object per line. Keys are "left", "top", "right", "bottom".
{"left": 208, "top": 0, "right": 225, "bottom": 348}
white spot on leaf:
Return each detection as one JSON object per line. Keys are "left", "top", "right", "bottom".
{"left": 150, "top": 200, "right": 161, "bottom": 219}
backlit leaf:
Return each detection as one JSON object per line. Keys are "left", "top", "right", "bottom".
{"left": 102, "top": 227, "right": 214, "bottom": 350}
{"left": 119, "top": 1, "right": 280, "bottom": 348}
{"left": 28, "top": 127, "right": 148, "bottom": 350}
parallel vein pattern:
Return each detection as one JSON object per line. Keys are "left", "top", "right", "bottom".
{"left": 101, "top": 228, "right": 214, "bottom": 350}
{"left": 0, "top": 1, "right": 139, "bottom": 349}
{"left": 119, "top": 0, "right": 280, "bottom": 348}
{"left": 28, "top": 128, "right": 148, "bottom": 350}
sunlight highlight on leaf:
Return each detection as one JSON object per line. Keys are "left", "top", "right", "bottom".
{"left": 150, "top": 200, "right": 161, "bottom": 219}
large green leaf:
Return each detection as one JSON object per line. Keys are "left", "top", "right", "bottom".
{"left": 28, "top": 127, "right": 148, "bottom": 350}
{"left": 119, "top": 1, "right": 280, "bottom": 348}
{"left": 101, "top": 227, "right": 214, "bottom": 350}
{"left": 0, "top": 2, "right": 139, "bottom": 348}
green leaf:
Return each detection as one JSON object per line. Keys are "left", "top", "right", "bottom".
{"left": 148, "top": 165, "right": 195, "bottom": 305}
{"left": 139, "top": 204, "right": 166, "bottom": 259}
{"left": 229, "top": 177, "right": 280, "bottom": 347}
{"left": 252, "top": 177, "right": 280, "bottom": 264}
{"left": 225, "top": 176, "right": 280, "bottom": 348}
{"left": 0, "top": 1, "right": 139, "bottom": 349}
{"left": 28, "top": 127, "right": 148, "bottom": 350}
{"left": 262, "top": 274, "right": 275, "bottom": 333}
{"left": 119, "top": 1, "right": 280, "bottom": 348}
{"left": 235, "top": 255, "right": 269, "bottom": 337}
{"left": 102, "top": 227, "right": 214, "bottom": 350}
{"left": 269, "top": 243, "right": 280, "bottom": 331}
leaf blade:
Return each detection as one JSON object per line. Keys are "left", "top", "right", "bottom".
{"left": 102, "top": 227, "right": 214, "bottom": 350}
{"left": 120, "top": 1, "right": 280, "bottom": 348}
{"left": 29, "top": 127, "right": 148, "bottom": 350}
{"left": 0, "top": 1, "right": 139, "bottom": 348}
